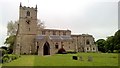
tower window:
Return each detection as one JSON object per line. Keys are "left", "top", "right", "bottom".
{"left": 27, "top": 11, "right": 30, "bottom": 16}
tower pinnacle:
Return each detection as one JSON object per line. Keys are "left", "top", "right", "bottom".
{"left": 35, "top": 5, "right": 37, "bottom": 9}
{"left": 20, "top": 2, "right": 22, "bottom": 7}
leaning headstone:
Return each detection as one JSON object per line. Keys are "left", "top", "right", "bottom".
{"left": 79, "top": 56, "right": 83, "bottom": 61}
{"left": 88, "top": 56, "right": 93, "bottom": 61}
{"left": 72, "top": 56, "right": 78, "bottom": 60}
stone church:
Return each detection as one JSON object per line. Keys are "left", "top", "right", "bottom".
{"left": 13, "top": 3, "right": 98, "bottom": 56}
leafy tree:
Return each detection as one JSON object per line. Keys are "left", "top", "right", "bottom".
{"left": 113, "top": 30, "right": 120, "bottom": 52}
{"left": 4, "top": 35, "right": 16, "bottom": 54}
{"left": 105, "top": 36, "right": 114, "bottom": 53}
{"left": 37, "top": 19, "right": 45, "bottom": 30}
{"left": 7, "top": 21, "right": 18, "bottom": 36}
{"left": 0, "top": 46, "right": 8, "bottom": 50}
{"left": 4, "top": 20, "right": 18, "bottom": 54}
{"left": 96, "top": 30, "right": 120, "bottom": 53}
{"left": 95, "top": 39, "right": 106, "bottom": 52}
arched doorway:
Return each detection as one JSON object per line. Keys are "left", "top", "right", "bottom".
{"left": 43, "top": 42, "right": 50, "bottom": 55}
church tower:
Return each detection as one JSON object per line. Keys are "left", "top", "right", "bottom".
{"left": 14, "top": 3, "right": 38, "bottom": 54}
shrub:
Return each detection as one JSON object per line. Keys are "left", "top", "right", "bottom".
{"left": 108, "top": 50, "right": 111, "bottom": 53}
{"left": 2, "top": 54, "right": 20, "bottom": 63}
{"left": 2, "top": 57, "right": 9, "bottom": 63}
{"left": 119, "top": 50, "right": 120, "bottom": 53}
{"left": 67, "top": 51, "right": 77, "bottom": 54}
{"left": 113, "top": 50, "right": 119, "bottom": 53}
{"left": 58, "top": 48, "right": 67, "bottom": 54}
{"left": 2, "top": 55, "right": 9, "bottom": 63}
{"left": 9, "top": 54, "right": 20, "bottom": 60}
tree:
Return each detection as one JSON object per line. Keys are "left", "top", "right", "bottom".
{"left": 5, "top": 20, "right": 18, "bottom": 53}
{"left": 37, "top": 19, "right": 45, "bottom": 30}
{"left": 105, "top": 36, "right": 114, "bottom": 53}
{"left": 105, "top": 30, "right": 120, "bottom": 53}
{"left": 95, "top": 39, "right": 106, "bottom": 52}
{"left": 96, "top": 30, "right": 120, "bottom": 53}
{"left": 7, "top": 21, "right": 18, "bottom": 36}
{"left": 4, "top": 35, "right": 16, "bottom": 54}
{"left": 113, "top": 30, "right": 120, "bottom": 52}
{"left": 0, "top": 46, "right": 8, "bottom": 50}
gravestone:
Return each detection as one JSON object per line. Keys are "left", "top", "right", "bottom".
{"left": 88, "top": 56, "right": 93, "bottom": 61}
{"left": 72, "top": 56, "right": 78, "bottom": 60}
{"left": 79, "top": 56, "right": 83, "bottom": 61}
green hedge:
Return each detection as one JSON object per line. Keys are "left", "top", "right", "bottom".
{"left": 2, "top": 54, "right": 20, "bottom": 63}
{"left": 66, "top": 51, "right": 77, "bottom": 54}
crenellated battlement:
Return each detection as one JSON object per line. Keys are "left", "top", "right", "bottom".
{"left": 20, "top": 2, "right": 37, "bottom": 10}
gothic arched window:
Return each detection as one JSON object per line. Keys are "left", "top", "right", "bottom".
{"left": 86, "top": 40, "right": 90, "bottom": 45}
{"left": 27, "top": 11, "right": 30, "bottom": 16}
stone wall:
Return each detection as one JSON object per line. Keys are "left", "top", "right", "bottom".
{"left": 71, "top": 34, "right": 98, "bottom": 52}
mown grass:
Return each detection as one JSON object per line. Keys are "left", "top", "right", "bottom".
{"left": 2, "top": 55, "right": 35, "bottom": 66}
{"left": 2, "top": 53, "right": 118, "bottom": 66}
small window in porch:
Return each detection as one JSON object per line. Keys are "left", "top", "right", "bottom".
{"left": 55, "top": 43, "right": 58, "bottom": 49}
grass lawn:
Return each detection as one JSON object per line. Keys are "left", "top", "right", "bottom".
{"left": 2, "top": 53, "right": 118, "bottom": 66}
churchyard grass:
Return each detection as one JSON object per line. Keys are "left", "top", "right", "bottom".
{"left": 2, "top": 53, "right": 118, "bottom": 66}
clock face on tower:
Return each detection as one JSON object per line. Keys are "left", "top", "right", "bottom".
{"left": 26, "top": 20, "right": 30, "bottom": 24}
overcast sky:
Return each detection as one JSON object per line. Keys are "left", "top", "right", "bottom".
{"left": 0, "top": 0, "right": 119, "bottom": 46}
